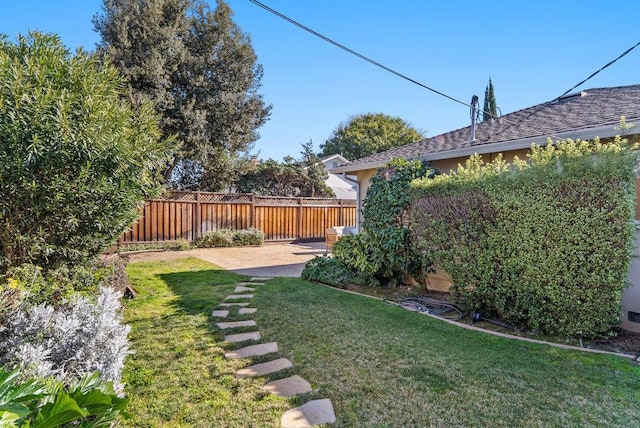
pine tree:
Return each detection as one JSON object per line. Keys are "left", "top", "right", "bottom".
{"left": 94, "top": 0, "right": 271, "bottom": 190}
{"left": 482, "top": 78, "right": 498, "bottom": 121}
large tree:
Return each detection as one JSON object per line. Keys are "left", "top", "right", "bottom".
{"left": 0, "top": 32, "right": 173, "bottom": 271}
{"left": 320, "top": 113, "right": 424, "bottom": 161}
{"left": 482, "top": 77, "right": 498, "bottom": 121}
{"left": 93, "top": 0, "right": 270, "bottom": 190}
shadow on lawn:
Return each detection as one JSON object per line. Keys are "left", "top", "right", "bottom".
{"left": 159, "top": 268, "right": 244, "bottom": 315}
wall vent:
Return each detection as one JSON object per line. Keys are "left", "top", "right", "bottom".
{"left": 628, "top": 311, "right": 640, "bottom": 323}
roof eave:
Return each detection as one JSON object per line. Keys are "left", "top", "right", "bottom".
{"left": 422, "top": 125, "right": 626, "bottom": 162}
{"left": 329, "top": 124, "right": 630, "bottom": 174}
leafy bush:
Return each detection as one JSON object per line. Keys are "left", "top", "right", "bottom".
{"left": 0, "top": 367, "right": 128, "bottom": 427}
{"left": 332, "top": 158, "right": 435, "bottom": 285}
{"left": 194, "top": 229, "right": 264, "bottom": 248}
{"left": 2, "top": 258, "right": 130, "bottom": 307}
{"left": 0, "top": 287, "right": 131, "bottom": 393}
{"left": 302, "top": 255, "right": 379, "bottom": 287}
{"left": 234, "top": 229, "right": 264, "bottom": 246}
{"left": 195, "top": 230, "right": 235, "bottom": 248}
{"left": 410, "top": 137, "right": 637, "bottom": 338}
{"left": 0, "top": 31, "right": 175, "bottom": 272}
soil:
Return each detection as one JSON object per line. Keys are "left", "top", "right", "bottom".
{"left": 342, "top": 283, "right": 640, "bottom": 357}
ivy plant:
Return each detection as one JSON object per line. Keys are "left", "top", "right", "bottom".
{"left": 332, "top": 158, "right": 436, "bottom": 285}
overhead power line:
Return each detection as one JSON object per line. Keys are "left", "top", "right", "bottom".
{"left": 492, "top": 40, "right": 640, "bottom": 139}
{"left": 251, "top": 1, "right": 640, "bottom": 140}
{"left": 249, "top": 0, "right": 470, "bottom": 108}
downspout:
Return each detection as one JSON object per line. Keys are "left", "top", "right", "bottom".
{"left": 341, "top": 173, "right": 361, "bottom": 233}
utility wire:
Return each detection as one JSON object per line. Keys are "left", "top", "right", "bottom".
{"left": 249, "top": 0, "right": 469, "bottom": 108}
{"left": 250, "top": 1, "right": 640, "bottom": 140}
{"left": 491, "top": 40, "right": 640, "bottom": 139}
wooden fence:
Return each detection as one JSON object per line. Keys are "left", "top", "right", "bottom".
{"left": 118, "top": 191, "right": 357, "bottom": 244}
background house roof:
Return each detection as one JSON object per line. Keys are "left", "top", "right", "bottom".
{"left": 331, "top": 84, "right": 640, "bottom": 173}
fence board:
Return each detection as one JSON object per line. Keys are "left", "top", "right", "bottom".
{"left": 119, "top": 191, "right": 356, "bottom": 245}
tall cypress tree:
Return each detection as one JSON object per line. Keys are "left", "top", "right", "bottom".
{"left": 482, "top": 77, "right": 498, "bottom": 122}
{"left": 94, "top": 0, "right": 271, "bottom": 190}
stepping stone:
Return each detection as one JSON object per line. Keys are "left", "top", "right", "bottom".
{"left": 236, "top": 358, "right": 292, "bottom": 378}
{"left": 216, "top": 320, "right": 256, "bottom": 329}
{"left": 218, "top": 302, "right": 249, "bottom": 307}
{"left": 224, "top": 331, "right": 261, "bottom": 343}
{"left": 281, "top": 399, "right": 336, "bottom": 427}
{"left": 224, "top": 294, "right": 254, "bottom": 300}
{"left": 238, "top": 307, "right": 257, "bottom": 315}
{"left": 263, "top": 375, "right": 312, "bottom": 397}
{"left": 234, "top": 285, "right": 255, "bottom": 292}
{"left": 211, "top": 310, "right": 229, "bottom": 318}
{"left": 224, "top": 342, "right": 278, "bottom": 359}
{"left": 250, "top": 277, "right": 272, "bottom": 282}
{"left": 237, "top": 282, "right": 264, "bottom": 286}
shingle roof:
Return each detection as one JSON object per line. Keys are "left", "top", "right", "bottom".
{"left": 332, "top": 84, "right": 640, "bottom": 173}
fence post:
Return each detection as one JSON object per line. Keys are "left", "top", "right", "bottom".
{"left": 338, "top": 199, "right": 344, "bottom": 226}
{"left": 194, "top": 191, "right": 201, "bottom": 241}
{"left": 250, "top": 194, "right": 256, "bottom": 229}
{"left": 298, "top": 197, "right": 303, "bottom": 240}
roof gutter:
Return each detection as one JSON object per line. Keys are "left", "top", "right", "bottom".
{"left": 329, "top": 123, "right": 631, "bottom": 174}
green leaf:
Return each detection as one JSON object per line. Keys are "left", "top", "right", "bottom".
{"left": 33, "top": 391, "right": 88, "bottom": 428}
{"left": 0, "top": 409, "right": 22, "bottom": 427}
{"left": 0, "top": 368, "right": 49, "bottom": 408}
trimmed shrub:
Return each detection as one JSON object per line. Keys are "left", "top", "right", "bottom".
{"left": 410, "top": 137, "right": 637, "bottom": 337}
{"left": 194, "top": 229, "right": 264, "bottom": 248}
{"left": 234, "top": 229, "right": 265, "bottom": 246}
{"left": 195, "top": 229, "right": 236, "bottom": 248}
{"left": 302, "top": 255, "right": 379, "bottom": 287}
{"left": 0, "top": 287, "right": 131, "bottom": 393}
{"left": 332, "top": 158, "right": 435, "bottom": 285}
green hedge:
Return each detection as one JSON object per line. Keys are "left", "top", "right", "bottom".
{"left": 410, "top": 137, "right": 637, "bottom": 338}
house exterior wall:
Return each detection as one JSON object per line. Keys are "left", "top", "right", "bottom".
{"left": 622, "top": 230, "right": 640, "bottom": 333}
{"left": 354, "top": 168, "right": 377, "bottom": 227}
{"left": 636, "top": 177, "right": 640, "bottom": 220}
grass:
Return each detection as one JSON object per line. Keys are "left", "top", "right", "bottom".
{"left": 122, "top": 257, "right": 289, "bottom": 427}
{"left": 124, "top": 258, "right": 640, "bottom": 427}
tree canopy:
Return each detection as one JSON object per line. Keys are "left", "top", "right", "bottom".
{"left": 93, "top": 0, "right": 270, "bottom": 190}
{"left": 0, "top": 32, "right": 173, "bottom": 271}
{"left": 236, "top": 141, "right": 334, "bottom": 197}
{"left": 320, "top": 113, "right": 424, "bottom": 161}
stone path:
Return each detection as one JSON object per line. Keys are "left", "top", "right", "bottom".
{"left": 281, "top": 399, "right": 337, "bottom": 427}
{"left": 218, "top": 302, "right": 249, "bottom": 307}
{"left": 214, "top": 277, "right": 336, "bottom": 427}
{"left": 263, "top": 375, "right": 312, "bottom": 397}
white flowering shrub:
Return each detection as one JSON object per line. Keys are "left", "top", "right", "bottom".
{"left": 0, "top": 287, "right": 131, "bottom": 393}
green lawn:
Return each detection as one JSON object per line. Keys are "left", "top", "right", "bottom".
{"left": 124, "top": 257, "right": 640, "bottom": 427}
{"left": 122, "top": 258, "right": 289, "bottom": 427}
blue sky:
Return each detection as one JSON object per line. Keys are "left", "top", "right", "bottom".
{"left": 2, "top": 1, "right": 640, "bottom": 161}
